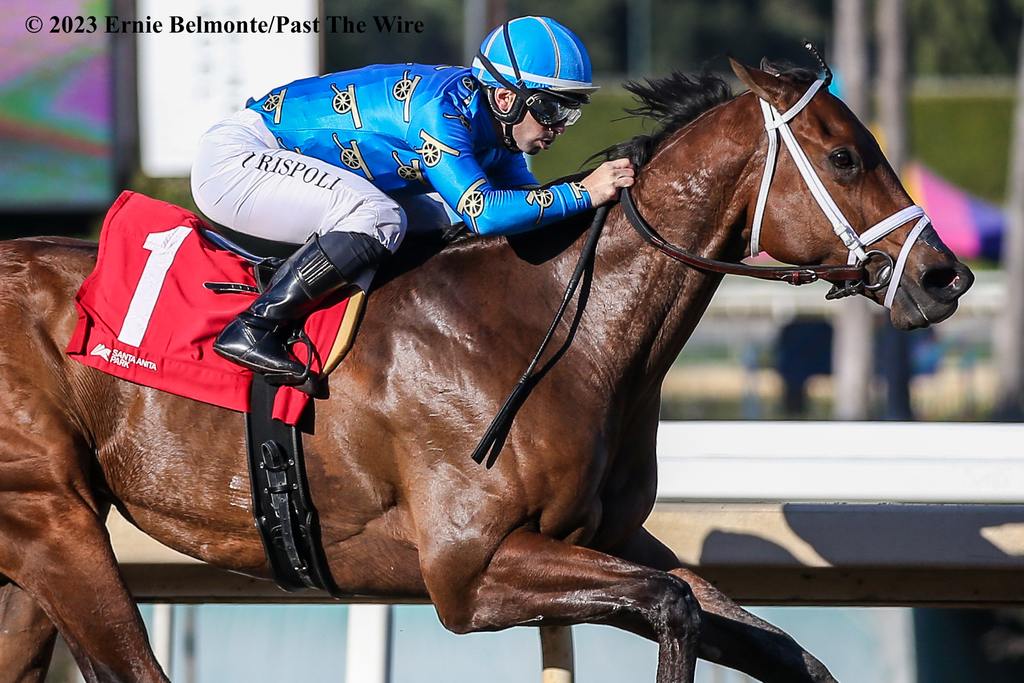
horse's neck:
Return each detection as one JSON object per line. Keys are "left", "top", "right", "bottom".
{"left": 586, "top": 100, "right": 758, "bottom": 394}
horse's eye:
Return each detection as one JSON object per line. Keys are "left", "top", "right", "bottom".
{"left": 830, "top": 148, "right": 856, "bottom": 170}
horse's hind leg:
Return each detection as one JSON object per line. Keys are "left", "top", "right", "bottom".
{"left": 0, "top": 583, "right": 58, "bottom": 683}
{"left": 424, "top": 529, "right": 701, "bottom": 683}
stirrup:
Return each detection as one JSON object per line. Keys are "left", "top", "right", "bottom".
{"left": 263, "top": 331, "right": 327, "bottom": 398}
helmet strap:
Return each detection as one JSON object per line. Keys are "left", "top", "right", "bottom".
{"left": 484, "top": 87, "right": 524, "bottom": 152}
{"left": 499, "top": 121, "right": 519, "bottom": 153}
{"left": 475, "top": 22, "right": 531, "bottom": 152}
{"left": 484, "top": 84, "right": 526, "bottom": 125}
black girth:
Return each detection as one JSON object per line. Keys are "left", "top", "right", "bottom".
{"left": 245, "top": 376, "right": 340, "bottom": 595}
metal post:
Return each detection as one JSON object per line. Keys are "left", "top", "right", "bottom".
{"left": 462, "top": 0, "right": 486, "bottom": 66}
{"left": 345, "top": 604, "right": 392, "bottom": 683}
{"left": 181, "top": 605, "right": 196, "bottom": 683}
{"left": 831, "top": 0, "right": 875, "bottom": 420}
{"left": 111, "top": 0, "right": 139, "bottom": 191}
{"left": 486, "top": 0, "right": 507, "bottom": 34}
{"left": 627, "top": 0, "right": 652, "bottom": 78}
{"left": 876, "top": 0, "right": 914, "bottom": 420}
{"left": 995, "top": 25, "right": 1024, "bottom": 418}
{"left": 151, "top": 604, "right": 174, "bottom": 679}
{"left": 540, "top": 625, "right": 574, "bottom": 683}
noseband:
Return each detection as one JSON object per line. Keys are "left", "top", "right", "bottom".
{"left": 623, "top": 78, "right": 931, "bottom": 308}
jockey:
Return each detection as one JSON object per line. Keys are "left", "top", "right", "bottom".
{"left": 191, "top": 16, "right": 634, "bottom": 384}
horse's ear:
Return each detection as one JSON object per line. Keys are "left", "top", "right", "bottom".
{"left": 729, "top": 57, "right": 788, "bottom": 111}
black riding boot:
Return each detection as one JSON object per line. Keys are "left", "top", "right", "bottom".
{"left": 214, "top": 232, "right": 387, "bottom": 383}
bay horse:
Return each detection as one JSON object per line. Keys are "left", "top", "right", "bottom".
{"left": 0, "top": 60, "right": 972, "bottom": 683}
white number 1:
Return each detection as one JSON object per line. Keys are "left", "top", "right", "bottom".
{"left": 117, "top": 226, "right": 193, "bottom": 347}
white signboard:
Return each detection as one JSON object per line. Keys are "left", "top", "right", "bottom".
{"left": 138, "top": 0, "right": 318, "bottom": 177}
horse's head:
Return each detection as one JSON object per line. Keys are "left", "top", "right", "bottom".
{"left": 729, "top": 57, "right": 973, "bottom": 329}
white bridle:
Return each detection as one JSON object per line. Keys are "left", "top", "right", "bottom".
{"left": 748, "top": 79, "right": 931, "bottom": 309}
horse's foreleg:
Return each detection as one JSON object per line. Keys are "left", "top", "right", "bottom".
{"left": 615, "top": 527, "right": 837, "bottom": 683}
{"left": 0, "top": 583, "right": 57, "bottom": 683}
{"left": 424, "top": 528, "right": 700, "bottom": 683}
{"left": 0, "top": 494, "right": 167, "bottom": 683}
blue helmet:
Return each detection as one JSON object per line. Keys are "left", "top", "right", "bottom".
{"left": 472, "top": 17, "right": 598, "bottom": 97}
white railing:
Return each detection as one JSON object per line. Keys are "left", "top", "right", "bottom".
{"left": 656, "top": 420, "right": 1024, "bottom": 503}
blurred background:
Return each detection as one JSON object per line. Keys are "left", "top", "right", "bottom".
{"left": 5, "top": 0, "right": 1024, "bottom": 681}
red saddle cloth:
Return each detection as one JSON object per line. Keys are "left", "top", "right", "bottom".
{"left": 66, "top": 191, "right": 352, "bottom": 425}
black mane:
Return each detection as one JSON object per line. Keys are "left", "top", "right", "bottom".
{"left": 594, "top": 72, "right": 733, "bottom": 168}
{"left": 595, "top": 63, "right": 822, "bottom": 168}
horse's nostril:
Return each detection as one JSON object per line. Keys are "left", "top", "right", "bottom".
{"left": 922, "top": 263, "right": 973, "bottom": 301}
{"left": 923, "top": 266, "right": 958, "bottom": 292}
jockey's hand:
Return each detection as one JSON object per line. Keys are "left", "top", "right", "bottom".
{"left": 581, "top": 158, "right": 635, "bottom": 206}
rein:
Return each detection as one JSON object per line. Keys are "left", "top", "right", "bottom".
{"left": 471, "top": 205, "right": 610, "bottom": 468}
{"left": 620, "top": 189, "right": 862, "bottom": 286}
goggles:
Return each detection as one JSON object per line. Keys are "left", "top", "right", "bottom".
{"left": 524, "top": 92, "right": 584, "bottom": 126}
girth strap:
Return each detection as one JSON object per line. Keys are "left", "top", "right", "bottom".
{"left": 245, "top": 376, "right": 341, "bottom": 596}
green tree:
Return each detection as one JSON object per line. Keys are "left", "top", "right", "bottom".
{"left": 907, "top": 0, "right": 1022, "bottom": 74}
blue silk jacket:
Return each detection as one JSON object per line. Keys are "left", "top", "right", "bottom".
{"left": 247, "top": 63, "right": 592, "bottom": 236}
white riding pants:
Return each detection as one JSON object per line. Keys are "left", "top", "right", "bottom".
{"left": 191, "top": 109, "right": 425, "bottom": 253}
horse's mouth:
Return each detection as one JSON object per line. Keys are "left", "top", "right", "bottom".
{"left": 891, "top": 295, "right": 957, "bottom": 330}
{"left": 889, "top": 261, "right": 974, "bottom": 330}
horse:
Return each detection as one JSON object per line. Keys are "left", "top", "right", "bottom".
{"left": 0, "top": 59, "right": 973, "bottom": 683}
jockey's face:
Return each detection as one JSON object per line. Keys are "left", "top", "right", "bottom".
{"left": 514, "top": 110, "right": 566, "bottom": 154}
{"left": 493, "top": 88, "right": 568, "bottom": 155}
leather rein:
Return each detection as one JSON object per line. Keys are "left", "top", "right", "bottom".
{"left": 620, "top": 188, "right": 864, "bottom": 287}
